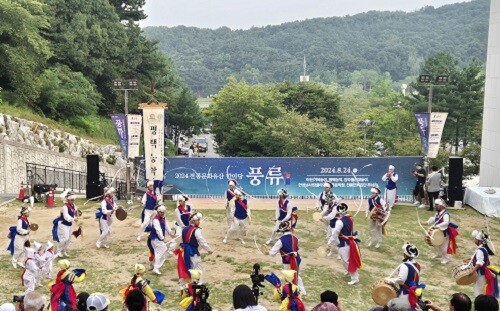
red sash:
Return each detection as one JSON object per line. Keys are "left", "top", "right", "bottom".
{"left": 178, "top": 205, "right": 190, "bottom": 214}
{"left": 183, "top": 226, "right": 197, "bottom": 244}
{"left": 447, "top": 226, "right": 459, "bottom": 255}
{"left": 227, "top": 189, "right": 235, "bottom": 197}
{"left": 50, "top": 270, "right": 77, "bottom": 311}
{"left": 370, "top": 197, "right": 383, "bottom": 209}
{"left": 146, "top": 190, "right": 157, "bottom": 201}
{"left": 279, "top": 199, "right": 287, "bottom": 213}
{"left": 237, "top": 199, "right": 248, "bottom": 210}
{"left": 339, "top": 216, "right": 363, "bottom": 273}
{"left": 281, "top": 236, "right": 299, "bottom": 284}
{"left": 64, "top": 202, "right": 75, "bottom": 214}
{"left": 104, "top": 196, "right": 114, "bottom": 209}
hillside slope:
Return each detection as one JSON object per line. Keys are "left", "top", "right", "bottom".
{"left": 143, "top": 0, "right": 489, "bottom": 96}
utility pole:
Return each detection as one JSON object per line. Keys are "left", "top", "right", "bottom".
{"left": 112, "top": 79, "right": 138, "bottom": 203}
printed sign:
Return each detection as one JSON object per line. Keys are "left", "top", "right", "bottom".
{"left": 428, "top": 112, "right": 448, "bottom": 158}
{"left": 111, "top": 115, "right": 128, "bottom": 157}
{"left": 141, "top": 105, "right": 165, "bottom": 180}
{"left": 127, "top": 114, "right": 142, "bottom": 159}
{"left": 414, "top": 113, "right": 430, "bottom": 156}
{"left": 136, "top": 157, "right": 422, "bottom": 201}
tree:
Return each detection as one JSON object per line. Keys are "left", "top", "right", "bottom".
{"left": 0, "top": 0, "right": 51, "bottom": 103}
{"left": 274, "top": 82, "right": 344, "bottom": 128}
{"left": 36, "top": 65, "right": 101, "bottom": 122}
{"left": 109, "top": 0, "right": 146, "bottom": 21}
{"left": 208, "top": 78, "right": 284, "bottom": 156}
{"left": 257, "top": 111, "right": 332, "bottom": 157}
{"left": 167, "top": 87, "right": 205, "bottom": 152}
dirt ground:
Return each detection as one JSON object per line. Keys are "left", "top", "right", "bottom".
{"left": 0, "top": 197, "right": 499, "bottom": 310}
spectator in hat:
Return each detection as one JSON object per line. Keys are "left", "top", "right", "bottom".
{"left": 412, "top": 163, "right": 426, "bottom": 209}
{"left": 0, "top": 303, "right": 15, "bottom": 311}
{"left": 86, "top": 293, "right": 109, "bottom": 311}
{"left": 124, "top": 289, "right": 146, "bottom": 311}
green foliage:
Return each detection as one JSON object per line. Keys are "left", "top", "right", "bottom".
{"left": 0, "top": 0, "right": 51, "bottom": 103}
{"left": 274, "top": 82, "right": 343, "bottom": 128}
{"left": 461, "top": 144, "right": 481, "bottom": 177}
{"left": 109, "top": 0, "right": 146, "bottom": 21}
{"left": 37, "top": 65, "right": 101, "bottom": 122}
{"left": 143, "top": 0, "right": 489, "bottom": 96}
{"left": 209, "top": 78, "right": 284, "bottom": 156}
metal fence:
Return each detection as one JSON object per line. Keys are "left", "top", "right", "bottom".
{"left": 26, "top": 163, "right": 126, "bottom": 199}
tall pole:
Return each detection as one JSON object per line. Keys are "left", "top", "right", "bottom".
{"left": 425, "top": 85, "right": 433, "bottom": 176}
{"left": 427, "top": 85, "right": 433, "bottom": 113}
{"left": 124, "top": 89, "right": 131, "bottom": 203}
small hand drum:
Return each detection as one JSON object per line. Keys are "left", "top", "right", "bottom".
{"left": 371, "top": 279, "right": 398, "bottom": 306}
{"left": 29, "top": 223, "right": 39, "bottom": 231}
{"left": 425, "top": 227, "right": 445, "bottom": 247}
{"left": 115, "top": 207, "right": 127, "bottom": 221}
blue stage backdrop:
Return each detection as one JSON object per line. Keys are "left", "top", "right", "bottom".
{"left": 136, "top": 157, "right": 422, "bottom": 201}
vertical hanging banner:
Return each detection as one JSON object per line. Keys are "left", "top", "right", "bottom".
{"left": 414, "top": 113, "right": 430, "bottom": 156}
{"left": 111, "top": 114, "right": 128, "bottom": 157}
{"left": 127, "top": 114, "right": 142, "bottom": 159}
{"left": 427, "top": 112, "right": 448, "bottom": 158}
{"left": 140, "top": 103, "right": 166, "bottom": 181}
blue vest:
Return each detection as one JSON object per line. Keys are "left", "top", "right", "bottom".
{"left": 278, "top": 199, "right": 289, "bottom": 221}
{"left": 338, "top": 216, "right": 353, "bottom": 247}
{"left": 368, "top": 196, "right": 383, "bottom": 212}
{"left": 318, "top": 192, "right": 327, "bottom": 207}
{"left": 234, "top": 199, "right": 249, "bottom": 220}
{"left": 435, "top": 211, "right": 450, "bottom": 237}
{"left": 182, "top": 225, "right": 199, "bottom": 252}
{"left": 149, "top": 216, "right": 166, "bottom": 240}
{"left": 226, "top": 189, "right": 236, "bottom": 201}
{"left": 473, "top": 247, "right": 490, "bottom": 275}
{"left": 60, "top": 203, "right": 75, "bottom": 226}
{"left": 279, "top": 234, "right": 301, "bottom": 266}
{"left": 19, "top": 216, "right": 29, "bottom": 233}
{"left": 178, "top": 205, "right": 191, "bottom": 226}
{"left": 386, "top": 174, "right": 398, "bottom": 190}
{"left": 145, "top": 191, "right": 157, "bottom": 210}
{"left": 399, "top": 262, "right": 420, "bottom": 295}
{"left": 101, "top": 198, "right": 114, "bottom": 220}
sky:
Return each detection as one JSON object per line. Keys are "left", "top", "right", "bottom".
{"left": 141, "top": 0, "right": 468, "bottom": 29}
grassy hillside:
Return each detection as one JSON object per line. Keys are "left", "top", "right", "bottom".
{"left": 0, "top": 102, "right": 117, "bottom": 145}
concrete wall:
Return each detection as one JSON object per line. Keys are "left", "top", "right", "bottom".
{"left": 0, "top": 138, "right": 124, "bottom": 194}
{"left": 479, "top": 0, "right": 500, "bottom": 186}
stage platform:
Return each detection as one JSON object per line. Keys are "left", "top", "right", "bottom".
{"left": 464, "top": 186, "right": 500, "bottom": 217}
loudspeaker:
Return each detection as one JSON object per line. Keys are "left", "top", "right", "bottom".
{"left": 86, "top": 154, "right": 99, "bottom": 185}
{"left": 86, "top": 184, "right": 103, "bottom": 200}
{"left": 448, "top": 157, "right": 464, "bottom": 205}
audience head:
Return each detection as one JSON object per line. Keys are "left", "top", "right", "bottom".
{"left": 474, "top": 294, "right": 498, "bottom": 311}
{"left": 232, "top": 284, "right": 257, "bottom": 309}
{"left": 86, "top": 293, "right": 109, "bottom": 311}
{"left": 76, "top": 292, "right": 90, "bottom": 311}
{"left": 0, "top": 303, "right": 15, "bottom": 311}
{"left": 124, "top": 289, "right": 146, "bottom": 311}
{"left": 320, "top": 290, "right": 338, "bottom": 305}
{"left": 23, "top": 291, "right": 46, "bottom": 311}
{"left": 450, "top": 292, "right": 471, "bottom": 311}
{"left": 386, "top": 297, "right": 410, "bottom": 311}
{"left": 312, "top": 302, "right": 338, "bottom": 311}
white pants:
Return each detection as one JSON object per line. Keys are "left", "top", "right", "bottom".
{"left": 138, "top": 210, "right": 156, "bottom": 237}
{"left": 435, "top": 236, "right": 450, "bottom": 260}
{"left": 225, "top": 218, "right": 248, "bottom": 240}
{"left": 57, "top": 223, "right": 72, "bottom": 254}
{"left": 283, "top": 263, "right": 306, "bottom": 295}
{"left": 385, "top": 188, "right": 397, "bottom": 209}
{"left": 41, "top": 262, "right": 53, "bottom": 279}
{"left": 325, "top": 223, "right": 333, "bottom": 243}
{"left": 180, "top": 254, "right": 203, "bottom": 286}
{"left": 473, "top": 274, "right": 486, "bottom": 297}
{"left": 97, "top": 218, "right": 112, "bottom": 246}
{"left": 339, "top": 245, "right": 359, "bottom": 282}
{"left": 12, "top": 234, "right": 28, "bottom": 265}
{"left": 226, "top": 206, "right": 232, "bottom": 227}
{"left": 368, "top": 219, "right": 383, "bottom": 244}
{"left": 23, "top": 274, "right": 36, "bottom": 294}
{"left": 151, "top": 239, "right": 167, "bottom": 270}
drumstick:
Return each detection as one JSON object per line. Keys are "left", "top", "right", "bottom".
{"left": 387, "top": 264, "right": 403, "bottom": 278}
{"left": 253, "top": 235, "right": 264, "bottom": 254}
{"left": 165, "top": 235, "right": 181, "bottom": 244}
{"left": 485, "top": 215, "right": 497, "bottom": 254}
{"left": 415, "top": 207, "right": 433, "bottom": 239}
